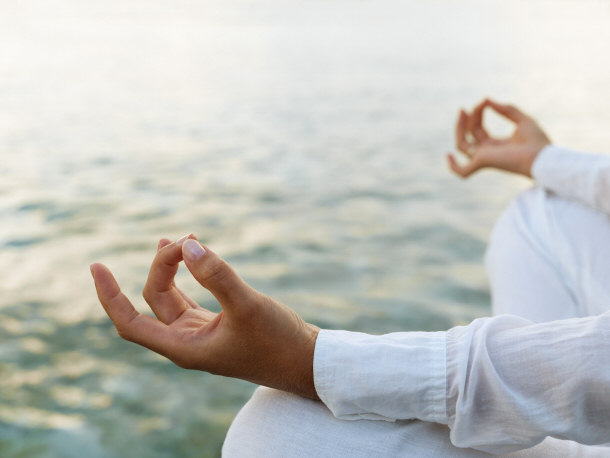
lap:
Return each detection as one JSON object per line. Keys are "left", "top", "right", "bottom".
{"left": 223, "top": 387, "right": 487, "bottom": 457}
{"left": 224, "top": 387, "right": 609, "bottom": 457}
{"left": 486, "top": 187, "right": 610, "bottom": 321}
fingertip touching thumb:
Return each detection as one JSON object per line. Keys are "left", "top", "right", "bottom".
{"left": 182, "top": 238, "right": 207, "bottom": 262}
{"left": 181, "top": 239, "right": 246, "bottom": 305}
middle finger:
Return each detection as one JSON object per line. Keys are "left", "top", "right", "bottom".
{"left": 468, "top": 99, "right": 490, "bottom": 144}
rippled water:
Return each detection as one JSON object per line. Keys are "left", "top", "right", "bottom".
{"left": 2, "top": 0, "right": 610, "bottom": 456}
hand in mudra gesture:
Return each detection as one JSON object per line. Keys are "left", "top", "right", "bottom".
{"left": 447, "top": 98, "right": 551, "bottom": 178}
{"left": 91, "top": 235, "right": 320, "bottom": 400}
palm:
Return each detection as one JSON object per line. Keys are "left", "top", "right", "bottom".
{"left": 169, "top": 307, "right": 218, "bottom": 336}
{"left": 450, "top": 99, "right": 550, "bottom": 178}
{"left": 149, "top": 277, "right": 231, "bottom": 361}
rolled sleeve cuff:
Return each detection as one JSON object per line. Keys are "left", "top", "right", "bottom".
{"left": 531, "top": 144, "right": 574, "bottom": 190}
{"left": 313, "top": 329, "right": 447, "bottom": 424}
{"left": 531, "top": 144, "right": 610, "bottom": 215}
{"left": 530, "top": 144, "right": 556, "bottom": 186}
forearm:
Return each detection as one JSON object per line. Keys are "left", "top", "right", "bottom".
{"left": 447, "top": 313, "right": 610, "bottom": 452}
{"left": 314, "top": 329, "right": 446, "bottom": 423}
{"left": 313, "top": 313, "right": 610, "bottom": 453}
{"left": 532, "top": 145, "right": 610, "bottom": 215}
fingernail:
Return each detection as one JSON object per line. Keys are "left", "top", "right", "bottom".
{"left": 183, "top": 239, "right": 205, "bottom": 261}
{"left": 176, "top": 233, "right": 191, "bottom": 246}
{"left": 90, "top": 264, "right": 95, "bottom": 279}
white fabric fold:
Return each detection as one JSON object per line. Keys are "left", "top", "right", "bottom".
{"left": 314, "top": 329, "right": 446, "bottom": 424}
{"left": 532, "top": 145, "right": 610, "bottom": 216}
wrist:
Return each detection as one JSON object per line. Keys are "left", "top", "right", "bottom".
{"left": 259, "top": 319, "right": 320, "bottom": 400}
{"left": 297, "top": 323, "right": 320, "bottom": 400}
{"left": 522, "top": 141, "right": 551, "bottom": 177}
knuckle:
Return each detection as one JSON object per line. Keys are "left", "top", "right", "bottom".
{"left": 173, "top": 358, "right": 188, "bottom": 369}
{"left": 115, "top": 311, "right": 140, "bottom": 342}
{"left": 141, "top": 287, "right": 152, "bottom": 304}
{"left": 201, "top": 259, "right": 232, "bottom": 284}
{"left": 116, "top": 326, "right": 133, "bottom": 342}
{"left": 173, "top": 355, "right": 195, "bottom": 370}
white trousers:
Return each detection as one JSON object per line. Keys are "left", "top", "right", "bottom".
{"left": 223, "top": 187, "right": 610, "bottom": 457}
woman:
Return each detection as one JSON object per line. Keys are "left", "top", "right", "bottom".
{"left": 92, "top": 99, "right": 610, "bottom": 456}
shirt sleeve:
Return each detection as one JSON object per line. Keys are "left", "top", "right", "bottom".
{"left": 532, "top": 145, "right": 610, "bottom": 216}
{"left": 313, "top": 312, "right": 610, "bottom": 454}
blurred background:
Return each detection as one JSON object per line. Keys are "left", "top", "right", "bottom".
{"left": 1, "top": 0, "right": 610, "bottom": 456}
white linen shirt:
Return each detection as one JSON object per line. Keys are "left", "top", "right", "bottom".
{"left": 313, "top": 145, "right": 610, "bottom": 454}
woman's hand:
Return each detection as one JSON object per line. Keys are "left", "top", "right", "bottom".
{"left": 91, "top": 235, "right": 320, "bottom": 400}
{"left": 447, "top": 98, "right": 551, "bottom": 178}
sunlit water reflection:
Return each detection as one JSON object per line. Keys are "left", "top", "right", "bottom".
{"left": 1, "top": 0, "right": 610, "bottom": 456}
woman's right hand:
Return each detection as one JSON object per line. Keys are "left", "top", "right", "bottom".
{"left": 91, "top": 236, "right": 320, "bottom": 401}
{"left": 447, "top": 99, "right": 551, "bottom": 178}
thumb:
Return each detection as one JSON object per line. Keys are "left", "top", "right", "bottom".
{"left": 181, "top": 239, "right": 252, "bottom": 312}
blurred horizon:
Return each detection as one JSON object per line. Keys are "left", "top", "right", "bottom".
{"left": 1, "top": 0, "right": 610, "bottom": 456}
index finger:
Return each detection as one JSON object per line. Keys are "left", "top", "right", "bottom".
{"left": 145, "top": 235, "right": 194, "bottom": 295}
{"left": 486, "top": 99, "right": 527, "bottom": 123}
{"left": 468, "top": 99, "right": 490, "bottom": 143}
{"left": 142, "top": 234, "right": 197, "bottom": 323}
